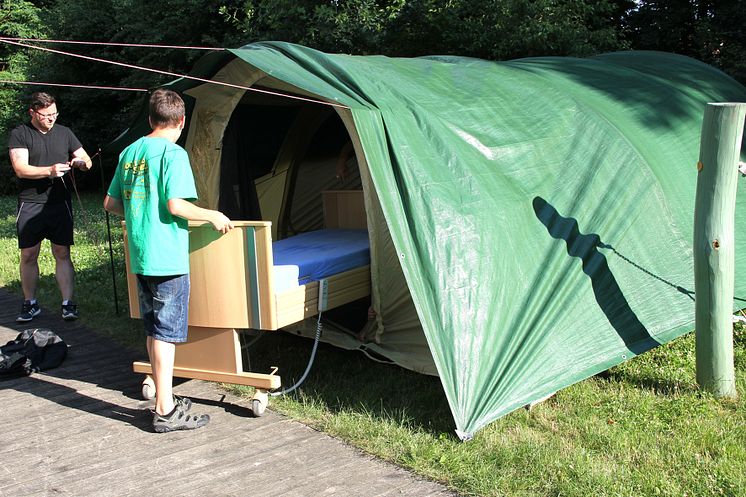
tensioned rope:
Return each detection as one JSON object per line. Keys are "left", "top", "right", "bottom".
{"left": 0, "top": 38, "right": 350, "bottom": 109}
{"left": 0, "top": 37, "right": 347, "bottom": 318}
{"left": 0, "top": 80, "right": 147, "bottom": 91}
{"left": 0, "top": 37, "right": 226, "bottom": 51}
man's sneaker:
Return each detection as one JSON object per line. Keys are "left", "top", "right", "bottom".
{"left": 153, "top": 402, "right": 210, "bottom": 433}
{"left": 61, "top": 302, "right": 79, "bottom": 321}
{"left": 17, "top": 301, "right": 41, "bottom": 323}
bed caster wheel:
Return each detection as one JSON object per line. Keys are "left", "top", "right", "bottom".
{"left": 251, "top": 389, "right": 268, "bottom": 417}
{"left": 251, "top": 399, "right": 266, "bottom": 417}
{"left": 141, "top": 375, "right": 155, "bottom": 400}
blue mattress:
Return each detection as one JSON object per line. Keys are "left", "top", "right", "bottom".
{"left": 272, "top": 229, "right": 370, "bottom": 286}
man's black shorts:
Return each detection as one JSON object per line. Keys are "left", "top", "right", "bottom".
{"left": 16, "top": 200, "right": 74, "bottom": 249}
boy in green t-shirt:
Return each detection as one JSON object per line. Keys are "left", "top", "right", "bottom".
{"left": 104, "top": 89, "right": 233, "bottom": 433}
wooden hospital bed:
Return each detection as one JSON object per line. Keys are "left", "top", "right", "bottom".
{"left": 123, "top": 190, "right": 369, "bottom": 415}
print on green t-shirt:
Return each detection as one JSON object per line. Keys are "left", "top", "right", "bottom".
{"left": 108, "top": 137, "right": 198, "bottom": 276}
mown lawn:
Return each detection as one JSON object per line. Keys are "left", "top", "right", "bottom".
{"left": 1, "top": 193, "right": 743, "bottom": 497}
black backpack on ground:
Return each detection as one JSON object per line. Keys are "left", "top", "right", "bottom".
{"left": 0, "top": 328, "right": 67, "bottom": 379}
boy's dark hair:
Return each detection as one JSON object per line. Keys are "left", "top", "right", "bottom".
{"left": 149, "top": 89, "right": 185, "bottom": 128}
{"left": 30, "top": 92, "right": 55, "bottom": 111}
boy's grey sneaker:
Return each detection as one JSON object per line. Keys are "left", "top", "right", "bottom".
{"left": 153, "top": 402, "right": 209, "bottom": 433}
{"left": 173, "top": 394, "right": 192, "bottom": 412}
{"left": 17, "top": 301, "right": 41, "bottom": 322}
{"left": 61, "top": 302, "right": 79, "bottom": 321}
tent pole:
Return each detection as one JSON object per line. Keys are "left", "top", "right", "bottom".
{"left": 693, "top": 102, "right": 745, "bottom": 398}
{"left": 97, "top": 150, "right": 120, "bottom": 316}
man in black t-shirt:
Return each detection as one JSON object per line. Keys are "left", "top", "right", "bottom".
{"left": 8, "top": 92, "right": 92, "bottom": 322}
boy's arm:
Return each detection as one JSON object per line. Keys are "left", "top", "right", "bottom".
{"left": 167, "top": 198, "right": 234, "bottom": 234}
{"left": 103, "top": 195, "right": 125, "bottom": 217}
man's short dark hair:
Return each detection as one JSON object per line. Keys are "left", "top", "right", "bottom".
{"left": 149, "top": 89, "right": 185, "bottom": 128}
{"left": 30, "top": 92, "right": 55, "bottom": 111}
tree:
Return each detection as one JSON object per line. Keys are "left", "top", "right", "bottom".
{"left": 30, "top": 0, "right": 238, "bottom": 144}
{"left": 625, "top": 0, "right": 746, "bottom": 84}
{"left": 0, "top": 0, "right": 46, "bottom": 194}
{"left": 219, "top": 0, "right": 634, "bottom": 59}
{"left": 219, "top": 0, "right": 400, "bottom": 54}
{"left": 5, "top": 0, "right": 742, "bottom": 195}
{"left": 22, "top": 0, "right": 243, "bottom": 185}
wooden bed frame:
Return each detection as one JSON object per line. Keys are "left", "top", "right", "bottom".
{"left": 124, "top": 190, "right": 369, "bottom": 412}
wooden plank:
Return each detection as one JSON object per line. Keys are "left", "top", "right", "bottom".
{"left": 326, "top": 265, "right": 372, "bottom": 308}
{"left": 322, "top": 190, "right": 367, "bottom": 229}
{"left": 274, "top": 265, "right": 371, "bottom": 328}
{"left": 328, "top": 280, "right": 371, "bottom": 308}
{"left": 0, "top": 376, "right": 137, "bottom": 423}
{"left": 172, "top": 326, "right": 242, "bottom": 373}
{"left": 187, "top": 224, "right": 252, "bottom": 328}
{"left": 122, "top": 223, "right": 141, "bottom": 319}
{"left": 122, "top": 220, "right": 274, "bottom": 329}
{"left": 59, "top": 423, "right": 280, "bottom": 494}
{"left": 2, "top": 409, "right": 251, "bottom": 495}
{"left": 0, "top": 380, "right": 151, "bottom": 459}
{"left": 254, "top": 224, "right": 277, "bottom": 329}
{"left": 133, "top": 362, "right": 281, "bottom": 389}
{"left": 275, "top": 280, "right": 320, "bottom": 328}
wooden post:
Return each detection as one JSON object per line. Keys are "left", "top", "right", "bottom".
{"left": 693, "top": 102, "right": 746, "bottom": 398}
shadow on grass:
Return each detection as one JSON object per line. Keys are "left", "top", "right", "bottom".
{"left": 596, "top": 368, "right": 699, "bottom": 396}
{"left": 244, "top": 330, "right": 455, "bottom": 434}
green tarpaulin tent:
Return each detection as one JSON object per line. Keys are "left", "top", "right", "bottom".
{"left": 113, "top": 42, "right": 746, "bottom": 439}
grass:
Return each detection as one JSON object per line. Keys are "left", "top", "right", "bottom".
{"left": 0, "top": 193, "right": 142, "bottom": 345}
{"left": 1, "top": 192, "right": 744, "bottom": 497}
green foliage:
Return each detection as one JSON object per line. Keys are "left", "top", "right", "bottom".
{"left": 219, "top": 0, "right": 633, "bottom": 58}
{"left": 382, "top": 0, "right": 633, "bottom": 59}
{"left": 28, "top": 0, "right": 236, "bottom": 152}
{"left": 0, "top": 0, "right": 45, "bottom": 39}
{"left": 626, "top": 0, "right": 746, "bottom": 84}
{"left": 2, "top": 0, "right": 743, "bottom": 198}
{"left": 0, "top": 0, "right": 46, "bottom": 194}
{"left": 219, "top": 0, "right": 403, "bottom": 53}
{"left": 1, "top": 0, "right": 244, "bottom": 195}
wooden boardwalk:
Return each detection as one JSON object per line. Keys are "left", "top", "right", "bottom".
{"left": 0, "top": 288, "right": 457, "bottom": 497}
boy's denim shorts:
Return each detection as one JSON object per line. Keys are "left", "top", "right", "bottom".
{"left": 136, "top": 274, "right": 190, "bottom": 343}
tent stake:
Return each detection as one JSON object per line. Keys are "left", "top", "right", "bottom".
{"left": 693, "top": 102, "right": 745, "bottom": 398}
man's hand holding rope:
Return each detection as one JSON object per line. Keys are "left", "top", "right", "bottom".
{"left": 48, "top": 162, "right": 71, "bottom": 178}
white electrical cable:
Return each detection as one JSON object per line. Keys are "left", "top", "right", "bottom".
{"left": 269, "top": 312, "right": 324, "bottom": 397}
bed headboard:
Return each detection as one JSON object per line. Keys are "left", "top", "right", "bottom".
{"left": 123, "top": 220, "right": 278, "bottom": 330}
{"left": 322, "top": 190, "right": 367, "bottom": 229}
